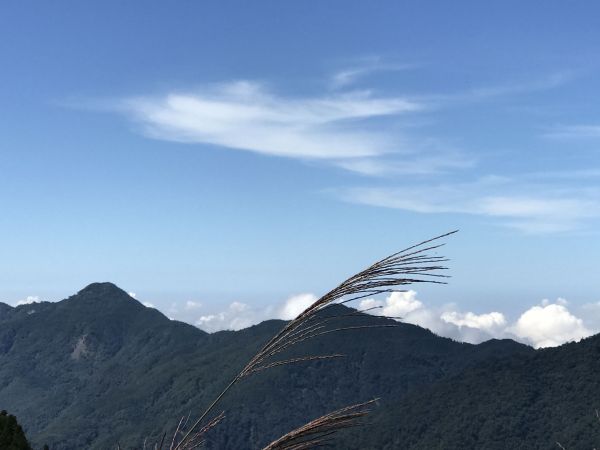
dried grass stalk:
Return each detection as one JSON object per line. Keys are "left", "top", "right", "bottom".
{"left": 262, "top": 400, "right": 377, "bottom": 450}
{"left": 169, "top": 412, "right": 224, "bottom": 450}
{"left": 174, "top": 231, "right": 457, "bottom": 449}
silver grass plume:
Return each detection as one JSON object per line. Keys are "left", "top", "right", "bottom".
{"left": 173, "top": 230, "right": 457, "bottom": 449}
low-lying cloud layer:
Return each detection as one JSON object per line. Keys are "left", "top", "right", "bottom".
{"left": 358, "top": 291, "right": 594, "bottom": 348}
{"left": 187, "top": 294, "right": 317, "bottom": 334}
{"left": 14, "top": 296, "right": 41, "bottom": 306}
{"left": 162, "top": 290, "right": 599, "bottom": 349}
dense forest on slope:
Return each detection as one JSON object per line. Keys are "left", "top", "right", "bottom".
{"left": 0, "top": 283, "right": 597, "bottom": 449}
{"left": 0, "top": 410, "right": 31, "bottom": 450}
{"left": 369, "top": 334, "right": 600, "bottom": 450}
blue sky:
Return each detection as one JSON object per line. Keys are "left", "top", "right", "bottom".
{"left": 2, "top": 1, "right": 600, "bottom": 346}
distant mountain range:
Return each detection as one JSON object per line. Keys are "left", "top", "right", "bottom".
{"left": 0, "top": 283, "right": 599, "bottom": 449}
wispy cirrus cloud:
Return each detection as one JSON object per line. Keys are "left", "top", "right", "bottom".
{"left": 106, "top": 68, "right": 576, "bottom": 181}
{"left": 414, "top": 71, "right": 576, "bottom": 108}
{"left": 114, "top": 79, "right": 480, "bottom": 178}
{"left": 98, "top": 65, "right": 592, "bottom": 233}
{"left": 543, "top": 124, "right": 600, "bottom": 139}
{"left": 330, "top": 57, "right": 420, "bottom": 89}
{"left": 121, "top": 81, "right": 422, "bottom": 160}
{"left": 524, "top": 168, "right": 600, "bottom": 180}
{"left": 463, "top": 71, "right": 574, "bottom": 101}
{"left": 336, "top": 153, "right": 474, "bottom": 176}
{"left": 336, "top": 177, "right": 600, "bottom": 233}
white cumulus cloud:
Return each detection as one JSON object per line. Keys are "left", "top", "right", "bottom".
{"left": 185, "top": 300, "right": 202, "bottom": 310}
{"left": 441, "top": 311, "right": 507, "bottom": 333}
{"left": 277, "top": 293, "right": 318, "bottom": 320}
{"left": 360, "top": 291, "right": 503, "bottom": 343}
{"left": 195, "top": 301, "right": 263, "bottom": 333}
{"left": 358, "top": 291, "right": 593, "bottom": 347}
{"left": 15, "top": 296, "right": 41, "bottom": 306}
{"left": 194, "top": 293, "right": 319, "bottom": 332}
{"left": 510, "top": 302, "right": 592, "bottom": 348}
{"left": 359, "top": 290, "right": 423, "bottom": 317}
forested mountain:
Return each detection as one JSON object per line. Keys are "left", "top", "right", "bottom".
{"left": 0, "top": 283, "right": 597, "bottom": 449}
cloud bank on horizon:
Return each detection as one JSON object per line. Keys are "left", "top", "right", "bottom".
{"left": 158, "top": 289, "right": 596, "bottom": 349}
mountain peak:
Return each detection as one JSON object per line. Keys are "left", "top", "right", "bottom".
{"left": 67, "top": 282, "right": 139, "bottom": 312}
{"left": 77, "top": 282, "right": 129, "bottom": 298}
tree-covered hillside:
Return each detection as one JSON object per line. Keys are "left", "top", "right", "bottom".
{"left": 368, "top": 334, "right": 600, "bottom": 449}
{"left": 0, "top": 410, "right": 31, "bottom": 450}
